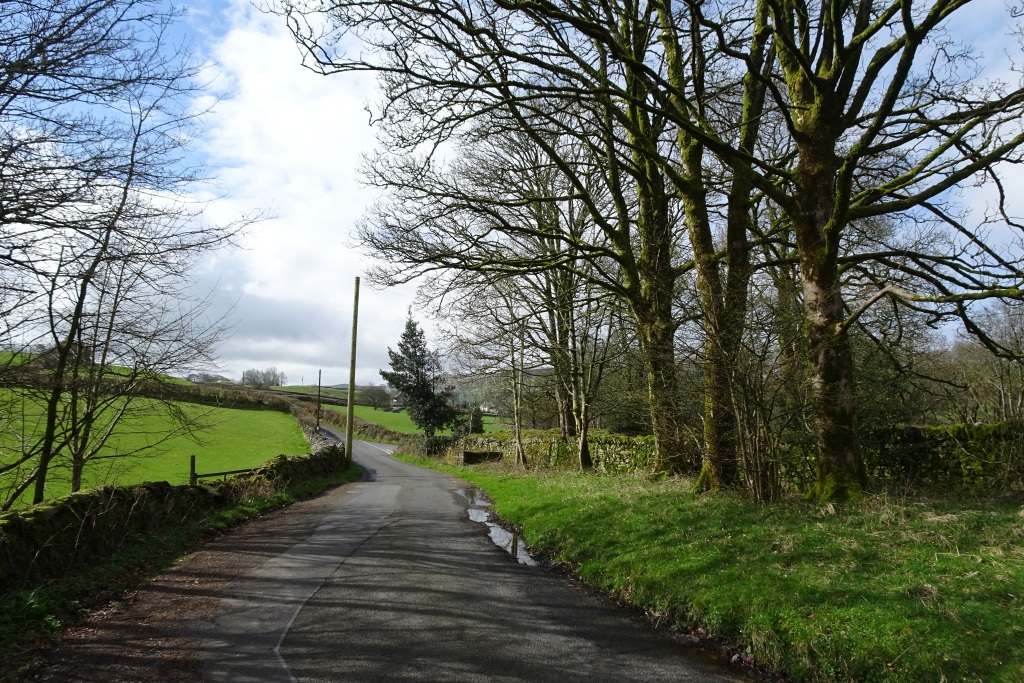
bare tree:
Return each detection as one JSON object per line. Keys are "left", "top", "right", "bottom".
{"left": 361, "top": 384, "right": 393, "bottom": 411}
{"left": 928, "top": 303, "right": 1024, "bottom": 424}
{"left": 280, "top": 0, "right": 784, "bottom": 489}
{"left": 0, "top": 0, "right": 248, "bottom": 507}
{"left": 353, "top": 97, "right": 705, "bottom": 472}
{"left": 442, "top": 281, "right": 536, "bottom": 466}
{"left": 282, "top": 0, "right": 700, "bottom": 471}
{"left": 402, "top": 127, "right": 624, "bottom": 468}
{"left": 240, "top": 367, "right": 288, "bottom": 389}
{"left": 281, "top": 0, "right": 1024, "bottom": 500}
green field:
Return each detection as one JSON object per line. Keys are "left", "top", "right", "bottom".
{"left": 102, "top": 406, "right": 310, "bottom": 487}
{"left": 327, "top": 405, "right": 419, "bottom": 433}
{"left": 0, "top": 350, "right": 33, "bottom": 365}
{"left": 1, "top": 396, "right": 309, "bottom": 507}
{"left": 329, "top": 405, "right": 501, "bottom": 435}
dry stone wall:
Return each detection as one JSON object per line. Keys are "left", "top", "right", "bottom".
{"left": 0, "top": 444, "right": 346, "bottom": 592}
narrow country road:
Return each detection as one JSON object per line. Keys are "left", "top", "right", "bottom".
{"left": 185, "top": 439, "right": 756, "bottom": 683}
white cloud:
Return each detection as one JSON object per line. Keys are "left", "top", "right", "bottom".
{"left": 187, "top": 0, "right": 423, "bottom": 386}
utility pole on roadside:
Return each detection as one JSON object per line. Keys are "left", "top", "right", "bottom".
{"left": 316, "top": 369, "right": 322, "bottom": 431}
{"left": 345, "top": 276, "right": 360, "bottom": 468}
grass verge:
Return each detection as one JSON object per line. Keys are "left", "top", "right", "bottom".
{"left": 395, "top": 454, "right": 1024, "bottom": 682}
{"left": 0, "top": 464, "right": 363, "bottom": 676}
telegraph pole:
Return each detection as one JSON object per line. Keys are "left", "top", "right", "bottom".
{"left": 316, "top": 369, "right": 322, "bottom": 431}
{"left": 345, "top": 277, "right": 360, "bottom": 468}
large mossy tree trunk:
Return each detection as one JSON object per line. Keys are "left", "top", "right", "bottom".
{"left": 598, "top": 51, "right": 689, "bottom": 475}
{"left": 792, "top": 147, "right": 868, "bottom": 500}
{"left": 636, "top": 310, "right": 686, "bottom": 472}
{"left": 799, "top": 244, "right": 868, "bottom": 500}
{"left": 659, "top": 7, "right": 768, "bottom": 490}
{"left": 772, "top": 0, "right": 870, "bottom": 501}
{"left": 632, "top": 129, "right": 688, "bottom": 473}
{"left": 695, "top": 340, "right": 739, "bottom": 488}
{"left": 679, "top": 162, "right": 740, "bottom": 491}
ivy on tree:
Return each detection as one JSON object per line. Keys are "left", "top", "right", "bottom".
{"left": 380, "top": 316, "right": 459, "bottom": 441}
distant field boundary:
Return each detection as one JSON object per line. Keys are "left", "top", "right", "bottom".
{"left": 273, "top": 389, "right": 348, "bottom": 407}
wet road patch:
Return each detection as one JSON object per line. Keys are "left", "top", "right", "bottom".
{"left": 456, "top": 488, "right": 538, "bottom": 566}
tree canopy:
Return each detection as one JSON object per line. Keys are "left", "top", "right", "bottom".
{"left": 282, "top": 0, "right": 1024, "bottom": 500}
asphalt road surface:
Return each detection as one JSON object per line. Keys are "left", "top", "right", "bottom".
{"left": 186, "top": 438, "right": 756, "bottom": 683}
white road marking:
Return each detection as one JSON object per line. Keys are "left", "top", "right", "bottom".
{"left": 357, "top": 440, "right": 395, "bottom": 454}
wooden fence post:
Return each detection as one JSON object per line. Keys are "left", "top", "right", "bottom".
{"left": 189, "top": 455, "right": 197, "bottom": 486}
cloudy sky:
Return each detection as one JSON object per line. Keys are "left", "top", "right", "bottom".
{"left": 182, "top": 0, "right": 420, "bottom": 387}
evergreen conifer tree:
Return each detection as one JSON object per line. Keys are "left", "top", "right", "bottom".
{"left": 380, "top": 315, "right": 458, "bottom": 441}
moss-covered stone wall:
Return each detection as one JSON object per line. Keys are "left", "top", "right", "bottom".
{"left": 458, "top": 423, "right": 1024, "bottom": 492}
{"left": 0, "top": 444, "right": 346, "bottom": 592}
{"left": 862, "top": 421, "right": 1024, "bottom": 491}
{"left": 455, "top": 431, "right": 668, "bottom": 473}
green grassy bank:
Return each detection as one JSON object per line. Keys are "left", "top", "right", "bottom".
{"left": 326, "top": 405, "right": 422, "bottom": 434}
{"left": 102, "top": 406, "right": 310, "bottom": 485}
{"left": 397, "top": 456, "right": 1024, "bottom": 682}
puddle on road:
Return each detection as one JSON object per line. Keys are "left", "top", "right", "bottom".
{"left": 454, "top": 488, "right": 491, "bottom": 507}
{"left": 456, "top": 488, "right": 537, "bottom": 566}
{"left": 486, "top": 523, "right": 538, "bottom": 566}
